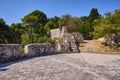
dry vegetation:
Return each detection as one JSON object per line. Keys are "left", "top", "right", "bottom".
{"left": 80, "top": 40, "right": 120, "bottom": 55}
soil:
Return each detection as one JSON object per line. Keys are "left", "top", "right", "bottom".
{"left": 80, "top": 40, "right": 120, "bottom": 55}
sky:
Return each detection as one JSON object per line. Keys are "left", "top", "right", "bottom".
{"left": 0, "top": 0, "right": 120, "bottom": 25}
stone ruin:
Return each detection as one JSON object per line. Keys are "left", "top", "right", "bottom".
{"left": 0, "top": 26, "right": 83, "bottom": 63}
{"left": 0, "top": 43, "right": 55, "bottom": 63}
{"left": 24, "top": 43, "right": 55, "bottom": 57}
{"left": 50, "top": 26, "right": 83, "bottom": 53}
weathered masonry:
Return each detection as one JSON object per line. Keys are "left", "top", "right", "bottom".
{"left": 0, "top": 44, "right": 22, "bottom": 63}
{"left": 0, "top": 43, "right": 55, "bottom": 63}
{"left": 24, "top": 43, "right": 55, "bottom": 57}
{"left": 50, "top": 26, "right": 83, "bottom": 53}
{"left": 0, "top": 27, "right": 83, "bottom": 63}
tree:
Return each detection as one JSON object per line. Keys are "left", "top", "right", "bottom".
{"left": 89, "top": 8, "right": 101, "bottom": 33}
{"left": 59, "top": 15, "right": 82, "bottom": 32}
{"left": 44, "top": 16, "right": 60, "bottom": 36}
{"left": 22, "top": 10, "right": 47, "bottom": 26}
{"left": 0, "top": 18, "right": 9, "bottom": 30}
{"left": 59, "top": 14, "right": 72, "bottom": 27}
{"left": 10, "top": 23, "right": 25, "bottom": 43}
{"left": 89, "top": 8, "right": 100, "bottom": 23}
{"left": 22, "top": 10, "right": 48, "bottom": 35}
{"left": 67, "top": 17, "right": 82, "bottom": 32}
{"left": 77, "top": 8, "right": 101, "bottom": 39}
{"left": 0, "top": 18, "right": 13, "bottom": 43}
{"left": 21, "top": 10, "right": 48, "bottom": 44}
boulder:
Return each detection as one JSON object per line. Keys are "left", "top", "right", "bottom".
{"left": 104, "top": 36, "right": 120, "bottom": 48}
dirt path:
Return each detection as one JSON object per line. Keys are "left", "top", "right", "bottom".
{"left": 80, "top": 40, "right": 120, "bottom": 54}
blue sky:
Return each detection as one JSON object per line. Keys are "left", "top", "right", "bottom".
{"left": 0, "top": 0, "right": 120, "bottom": 25}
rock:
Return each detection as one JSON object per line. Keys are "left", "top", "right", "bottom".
{"left": 104, "top": 35, "right": 120, "bottom": 48}
{"left": 98, "top": 37, "right": 106, "bottom": 43}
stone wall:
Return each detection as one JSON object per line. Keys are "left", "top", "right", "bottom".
{"left": 0, "top": 43, "right": 56, "bottom": 63}
{"left": 0, "top": 44, "right": 22, "bottom": 63}
{"left": 24, "top": 43, "right": 55, "bottom": 57}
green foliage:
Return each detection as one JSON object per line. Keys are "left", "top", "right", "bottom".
{"left": 45, "top": 17, "right": 59, "bottom": 29}
{"left": 48, "top": 16, "right": 60, "bottom": 29}
{"left": 0, "top": 18, "right": 9, "bottom": 30}
{"left": 22, "top": 10, "right": 47, "bottom": 26}
{"left": 76, "top": 8, "right": 101, "bottom": 39}
{"left": 0, "top": 18, "right": 14, "bottom": 43}
{"left": 77, "top": 22, "right": 92, "bottom": 39}
{"left": 21, "top": 34, "right": 54, "bottom": 47}
{"left": 21, "top": 34, "right": 30, "bottom": 47}
{"left": 89, "top": 8, "right": 100, "bottom": 23}
{"left": 93, "top": 9, "right": 120, "bottom": 39}
{"left": 10, "top": 23, "right": 25, "bottom": 43}
{"left": 20, "top": 10, "right": 56, "bottom": 46}
{"left": 37, "top": 37, "right": 54, "bottom": 44}
{"left": 88, "top": 8, "right": 101, "bottom": 35}
{"left": 59, "top": 14, "right": 72, "bottom": 27}
{"left": 67, "top": 17, "right": 82, "bottom": 32}
{"left": 0, "top": 8, "right": 119, "bottom": 44}
{"left": 44, "top": 16, "right": 60, "bottom": 36}
{"left": 21, "top": 10, "right": 49, "bottom": 38}
{"left": 59, "top": 15, "right": 82, "bottom": 32}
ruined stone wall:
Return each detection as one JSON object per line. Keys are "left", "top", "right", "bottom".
{"left": 24, "top": 43, "right": 55, "bottom": 57}
{"left": 0, "top": 43, "right": 56, "bottom": 63}
{"left": 0, "top": 44, "right": 22, "bottom": 63}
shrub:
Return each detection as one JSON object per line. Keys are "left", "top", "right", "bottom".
{"left": 37, "top": 37, "right": 54, "bottom": 44}
{"left": 21, "top": 34, "right": 30, "bottom": 47}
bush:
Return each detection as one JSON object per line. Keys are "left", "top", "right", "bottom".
{"left": 21, "top": 34, "right": 30, "bottom": 47}
{"left": 37, "top": 37, "right": 54, "bottom": 44}
{"left": 21, "top": 34, "right": 54, "bottom": 47}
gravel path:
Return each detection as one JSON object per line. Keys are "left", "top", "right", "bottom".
{"left": 0, "top": 53, "right": 120, "bottom": 80}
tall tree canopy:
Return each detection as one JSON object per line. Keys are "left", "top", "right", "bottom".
{"left": 10, "top": 23, "right": 25, "bottom": 43}
{"left": 89, "top": 8, "right": 101, "bottom": 23}
{"left": 59, "top": 15, "right": 82, "bottom": 32}
{"left": 0, "top": 18, "right": 9, "bottom": 30}
{"left": 20, "top": 10, "right": 53, "bottom": 46}
{"left": 22, "top": 10, "right": 47, "bottom": 26}
{"left": 0, "top": 18, "right": 14, "bottom": 43}
{"left": 77, "top": 8, "right": 101, "bottom": 39}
